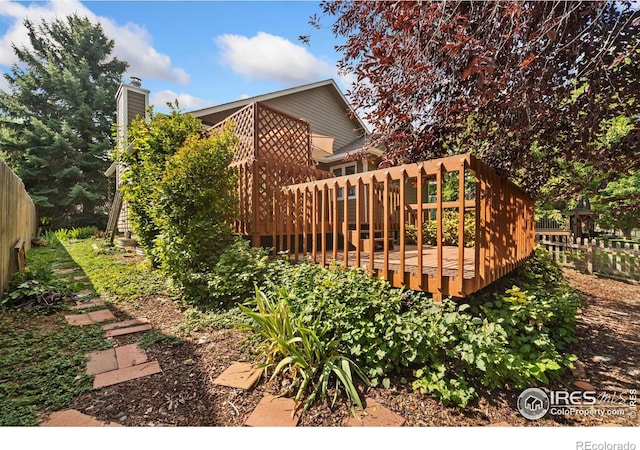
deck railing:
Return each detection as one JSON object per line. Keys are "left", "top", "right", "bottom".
{"left": 265, "top": 153, "right": 535, "bottom": 299}
{"left": 231, "top": 158, "right": 333, "bottom": 241}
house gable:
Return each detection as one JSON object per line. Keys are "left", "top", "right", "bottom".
{"left": 190, "top": 79, "right": 367, "bottom": 153}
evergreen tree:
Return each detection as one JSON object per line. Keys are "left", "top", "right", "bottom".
{"left": 0, "top": 15, "right": 128, "bottom": 227}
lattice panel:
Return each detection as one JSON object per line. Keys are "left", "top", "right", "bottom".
{"left": 208, "top": 103, "right": 255, "bottom": 163}
{"left": 256, "top": 104, "right": 310, "bottom": 166}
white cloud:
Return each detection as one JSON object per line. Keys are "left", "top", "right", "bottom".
{"left": 216, "top": 32, "right": 335, "bottom": 84}
{"left": 0, "top": 0, "right": 189, "bottom": 84}
{"left": 150, "top": 90, "right": 211, "bottom": 111}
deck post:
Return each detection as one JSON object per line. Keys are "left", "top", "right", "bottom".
{"left": 355, "top": 177, "right": 362, "bottom": 267}
{"left": 416, "top": 165, "right": 424, "bottom": 290}
{"left": 457, "top": 158, "right": 466, "bottom": 296}
{"left": 343, "top": 179, "right": 350, "bottom": 267}
{"left": 332, "top": 180, "right": 339, "bottom": 262}
{"left": 312, "top": 185, "right": 318, "bottom": 263}
{"left": 398, "top": 169, "right": 407, "bottom": 286}
{"left": 368, "top": 174, "right": 376, "bottom": 277}
{"left": 435, "top": 163, "right": 444, "bottom": 301}
{"left": 383, "top": 172, "right": 391, "bottom": 280}
{"left": 322, "top": 183, "right": 328, "bottom": 267}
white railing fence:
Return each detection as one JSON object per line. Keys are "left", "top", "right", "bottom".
{"left": 536, "top": 233, "right": 640, "bottom": 283}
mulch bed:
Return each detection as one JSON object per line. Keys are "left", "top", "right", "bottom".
{"left": 69, "top": 270, "right": 639, "bottom": 427}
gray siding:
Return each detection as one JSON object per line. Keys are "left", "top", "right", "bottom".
{"left": 262, "top": 85, "right": 363, "bottom": 151}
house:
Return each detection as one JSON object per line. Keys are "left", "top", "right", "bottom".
{"left": 106, "top": 78, "right": 382, "bottom": 237}
{"left": 191, "top": 79, "right": 383, "bottom": 175}
{"left": 107, "top": 77, "right": 536, "bottom": 300}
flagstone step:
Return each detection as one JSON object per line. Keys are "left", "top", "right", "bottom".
{"left": 93, "top": 361, "right": 162, "bottom": 388}
{"left": 53, "top": 268, "right": 78, "bottom": 275}
{"left": 39, "top": 409, "right": 122, "bottom": 427}
{"left": 244, "top": 395, "right": 301, "bottom": 427}
{"left": 86, "top": 348, "right": 118, "bottom": 375}
{"left": 65, "top": 309, "right": 117, "bottom": 326}
{"left": 102, "top": 318, "right": 150, "bottom": 331}
{"left": 104, "top": 323, "right": 153, "bottom": 337}
{"left": 344, "top": 398, "right": 406, "bottom": 427}
{"left": 116, "top": 343, "right": 148, "bottom": 368}
{"left": 86, "top": 344, "right": 150, "bottom": 376}
{"left": 213, "top": 362, "right": 263, "bottom": 390}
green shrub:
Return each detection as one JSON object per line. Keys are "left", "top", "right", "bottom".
{"left": 246, "top": 247, "right": 580, "bottom": 408}
{"left": 117, "top": 105, "right": 204, "bottom": 263}
{"left": 202, "top": 239, "right": 272, "bottom": 307}
{"left": 154, "top": 128, "right": 238, "bottom": 304}
{"left": 404, "top": 210, "right": 475, "bottom": 247}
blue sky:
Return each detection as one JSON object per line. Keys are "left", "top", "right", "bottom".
{"left": 0, "top": 1, "right": 348, "bottom": 112}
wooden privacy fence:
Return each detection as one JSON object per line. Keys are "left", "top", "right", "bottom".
{"left": 267, "top": 153, "right": 535, "bottom": 299}
{"left": 0, "top": 159, "right": 37, "bottom": 293}
{"left": 536, "top": 234, "right": 640, "bottom": 283}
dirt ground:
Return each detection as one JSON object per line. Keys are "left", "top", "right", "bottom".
{"left": 67, "top": 269, "right": 639, "bottom": 427}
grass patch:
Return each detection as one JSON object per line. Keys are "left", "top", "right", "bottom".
{"left": 0, "top": 234, "right": 113, "bottom": 425}
{"left": 58, "top": 238, "right": 167, "bottom": 302}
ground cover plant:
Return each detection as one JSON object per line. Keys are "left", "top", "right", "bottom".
{"left": 240, "top": 247, "right": 581, "bottom": 409}
{"left": 0, "top": 235, "right": 112, "bottom": 426}
{"left": 56, "top": 238, "right": 166, "bottom": 302}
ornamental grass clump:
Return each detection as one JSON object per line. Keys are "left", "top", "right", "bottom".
{"left": 238, "top": 287, "right": 368, "bottom": 413}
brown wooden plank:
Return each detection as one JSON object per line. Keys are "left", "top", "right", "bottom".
{"left": 322, "top": 184, "right": 328, "bottom": 267}
{"left": 398, "top": 169, "right": 407, "bottom": 285}
{"left": 343, "top": 179, "right": 350, "bottom": 267}
{"left": 355, "top": 177, "right": 362, "bottom": 267}
{"left": 435, "top": 163, "right": 443, "bottom": 300}
{"left": 332, "top": 181, "right": 339, "bottom": 262}
{"left": 368, "top": 175, "right": 375, "bottom": 277}
{"left": 416, "top": 166, "right": 424, "bottom": 290}
{"left": 383, "top": 172, "right": 390, "bottom": 280}
{"left": 457, "top": 160, "right": 465, "bottom": 295}
{"left": 312, "top": 185, "right": 318, "bottom": 263}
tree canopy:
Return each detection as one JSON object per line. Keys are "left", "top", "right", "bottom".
{"left": 316, "top": 0, "right": 640, "bottom": 198}
{"left": 0, "top": 15, "right": 127, "bottom": 227}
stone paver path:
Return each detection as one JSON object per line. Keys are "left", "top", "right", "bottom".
{"left": 42, "top": 293, "right": 162, "bottom": 426}
{"left": 49, "top": 292, "right": 411, "bottom": 427}
{"left": 105, "top": 323, "right": 153, "bottom": 337}
{"left": 70, "top": 298, "right": 105, "bottom": 310}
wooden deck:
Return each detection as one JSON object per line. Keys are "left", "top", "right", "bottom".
{"left": 331, "top": 245, "right": 476, "bottom": 279}
{"left": 210, "top": 102, "right": 535, "bottom": 300}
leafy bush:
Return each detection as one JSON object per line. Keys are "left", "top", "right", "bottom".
{"left": 1, "top": 267, "right": 71, "bottom": 310}
{"left": 201, "top": 238, "right": 272, "bottom": 307}
{"left": 404, "top": 210, "right": 475, "bottom": 247}
{"left": 243, "top": 248, "right": 580, "bottom": 408}
{"left": 117, "top": 104, "right": 204, "bottom": 262}
{"left": 154, "top": 128, "right": 238, "bottom": 304}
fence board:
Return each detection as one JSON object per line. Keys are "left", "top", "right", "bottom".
{"left": 1, "top": 159, "right": 37, "bottom": 294}
{"left": 536, "top": 234, "right": 640, "bottom": 282}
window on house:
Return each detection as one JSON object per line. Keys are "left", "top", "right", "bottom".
{"left": 332, "top": 163, "right": 357, "bottom": 199}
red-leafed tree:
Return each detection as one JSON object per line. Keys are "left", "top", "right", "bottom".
{"left": 314, "top": 0, "right": 640, "bottom": 197}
